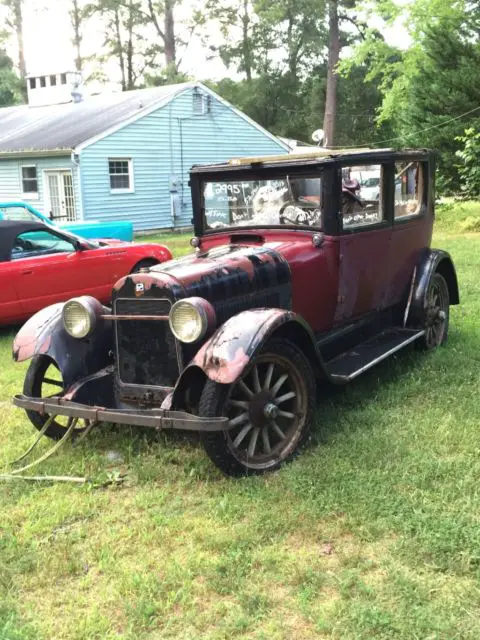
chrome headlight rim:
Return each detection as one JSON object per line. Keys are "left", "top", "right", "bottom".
{"left": 62, "top": 296, "right": 100, "bottom": 339}
{"left": 169, "top": 297, "right": 215, "bottom": 344}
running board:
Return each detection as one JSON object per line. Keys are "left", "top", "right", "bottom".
{"left": 325, "top": 328, "right": 425, "bottom": 383}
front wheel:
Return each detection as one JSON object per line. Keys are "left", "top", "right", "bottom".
{"left": 200, "top": 339, "right": 315, "bottom": 476}
{"left": 23, "top": 355, "right": 89, "bottom": 440}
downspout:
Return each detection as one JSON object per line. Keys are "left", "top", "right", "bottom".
{"left": 71, "top": 150, "right": 84, "bottom": 220}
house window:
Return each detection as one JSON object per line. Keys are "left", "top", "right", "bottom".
{"left": 109, "top": 158, "right": 134, "bottom": 193}
{"left": 29, "top": 77, "right": 36, "bottom": 90}
{"left": 21, "top": 166, "right": 39, "bottom": 198}
{"left": 60, "top": 73, "right": 67, "bottom": 85}
{"left": 40, "top": 76, "right": 46, "bottom": 88}
{"left": 193, "top": 91, "right": 209, "bottom": 115}
{"left": 50, "top": 75, "right": 57, "bottom": 86}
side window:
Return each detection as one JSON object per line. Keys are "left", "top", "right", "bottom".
{"left": 342, "top": 164, "right": 384, "bottom": 230}
{"left": 12, "top": 230, "right": 75, "bottom": 259}
{"left": 395, "top": 162, "right": 423, "bottom": 218}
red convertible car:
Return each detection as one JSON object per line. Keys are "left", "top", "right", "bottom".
{"left": 0, "top": 220, "right": 172, "bottom": 325}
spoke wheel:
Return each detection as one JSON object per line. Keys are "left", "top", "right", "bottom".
{"left": 418, "top": 273, "right": 450, "bottom": 351}
{"left": 200, "top": 339, "right": 315, "bottom": 476}
{"left": 23, "top": 355, "right": 90, "bottom": 440}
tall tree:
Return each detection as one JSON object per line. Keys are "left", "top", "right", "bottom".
{"left": 323, "top": 0, "right": 339, "bottom": 146}
{"left": 70, "top": 0, "right": 85, "bottom": 72}
{"left": 2, "top": 0, "right": 26, "bottom": 98}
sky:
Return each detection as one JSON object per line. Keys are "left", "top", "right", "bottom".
{"left": 2, "top": 0, "right": 410, "bottom": 91}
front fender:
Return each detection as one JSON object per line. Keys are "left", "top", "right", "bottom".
{"left": 409, "top": 249, "right": 460, "bottom": 325}
{"left": 187, "top": 308, "right": 319, "bottom": 385}
{"left": 12, "top": 303, "right": 113, "bottom": 388}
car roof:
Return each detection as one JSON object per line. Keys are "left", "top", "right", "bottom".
{"left": 0, "top": 220, "right": 52, "bottom": 262}
{"left": 191, "top": 148, "right": 433, "bottom": 174}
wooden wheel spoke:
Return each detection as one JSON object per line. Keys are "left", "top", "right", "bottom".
{"left": 276, "top": 391, "right": 296, "bottom": 405}
{"left": 247, "top": 427, "right": 260, "bottom": 457}
{"left": 263, "top": 363, "right": 274, "bottom": 390}
{"left": 233, "top": 422, "right": 253, "bottom": 447}
{"left": 252, "top": 365, "right": 261, "bottom": 393}
{"left": 228, "top": 412, "right": 249, "bottom": 428}
{"left": 278, "top": 409, "right": 295, "bottom": 419}
{"left": 271, "top": 373, "right": 288, "bottom": 397}
{"left": 271, "top": 420, "right": 286, "bottom": 440}
{"left": 238, "top": 379, "right": 254, "bottom": 399}
{"left": 262, "top": 427, "right": 271, "bottom": 454}
{"left": 229, "top": 399, "right": 249, "bottom": 410}
{"left": 42, "top": 377, "right": 63, "bottom": 387}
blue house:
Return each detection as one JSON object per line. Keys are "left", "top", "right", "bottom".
{"left": 0, "top": 80, "right": 288, "bottom": 231}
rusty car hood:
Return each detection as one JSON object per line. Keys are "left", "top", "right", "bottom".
{"left": 113, "top": 244, "right": 292, "bottom": 318}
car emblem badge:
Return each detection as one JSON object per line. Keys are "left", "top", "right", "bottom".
{"left": 135, "top": 282, "right": 145, "bottom": 297}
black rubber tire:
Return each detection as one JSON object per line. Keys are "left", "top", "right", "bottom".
{"left": 417, "top": 272, "right": 450, "bottom": 351}
{"left": 200, "top": 338, "right": 315, "bottom": 477}
{"left": 23, "top": 355, "right": 87, "bottom": 440}
{"left": 130, "top": 258, "right": 158, "bottom": 274}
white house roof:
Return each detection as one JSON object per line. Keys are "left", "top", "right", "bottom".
{"left": 0, "top": 82, "right": 253, "bottom": 155}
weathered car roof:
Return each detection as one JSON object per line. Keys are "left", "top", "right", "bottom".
{"left": 191, "top": 148, "right": 432, "bottom": 173}
{"left": 0, "top": 220, "right": 51, "bottom": 262}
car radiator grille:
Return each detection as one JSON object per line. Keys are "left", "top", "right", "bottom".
{"left": 114, "top": 298, "right": 179, "bottom": 388}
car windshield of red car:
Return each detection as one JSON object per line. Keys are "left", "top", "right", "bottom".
{"left": 203, "top": 175, "right": 322, "bottom": 231}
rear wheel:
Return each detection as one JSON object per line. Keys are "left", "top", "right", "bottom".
{"left": 130, "top": 258, "right": 158, "bottom": 274}
{"left": 417, "top": 273, "right": 450, "bottom": 350}
{"left": 23, "top": 355, "right": 89, "bottom": 440}
{"left": 200, "top": 339, "right": 315, "bottom": 476}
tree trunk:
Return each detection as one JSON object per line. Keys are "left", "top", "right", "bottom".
{"left": 164, "top": 0, "right": 176, "bottom": 68}
{"left": 241, "top": 0, "right": 251, "bottom": 82}
{"left": 126, "top": 0, "right": 134, "bottom": 89}
{"left": 9, "top": 0, "right": 26, "bottom": 99}
{"left": 323, "top": 0, "right": 340, "bottom": 148}
{"left": 114, "top": 7, "right": 127, "bottom": 91}
{"left": 71, "top": 0, "right": 83, "bottom": 72}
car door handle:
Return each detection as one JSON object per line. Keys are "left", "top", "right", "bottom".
{"left": 21, "top": 269, "right": 33, "bottom": 275}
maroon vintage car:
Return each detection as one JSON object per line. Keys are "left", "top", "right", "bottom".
{"left": 12, "top": 149, "right": 459, "bottom": 476}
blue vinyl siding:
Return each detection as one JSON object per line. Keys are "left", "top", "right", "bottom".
{"left": 0, "top": 156, "right": 81, "bottom": 218}
{"left": 80, "top": 87, "right": 286, "bottom": 231}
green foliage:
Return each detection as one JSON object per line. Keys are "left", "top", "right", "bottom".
{"left": 455, "top": 127, "right": 480, "bottom": 198}
{"left": 0, "top": 48, "right": 21, "bottom": 106}
{"left": 344, "top": 0, "right": 480, "bottom": 192}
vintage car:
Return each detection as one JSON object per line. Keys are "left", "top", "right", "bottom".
{"left": 0, "top": 202, "right": 133, "bottom": 242}
{"left": 0, "top": 220, "right": 172, "bottom": 325}
{"left": 12, "top": 149, "right": 459, "bottom": 476}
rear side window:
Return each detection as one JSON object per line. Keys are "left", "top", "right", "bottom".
{"left": 342, "top": 164, "right": 384, "bottom": 230}
{"left": 12, "top": 230, "right": 75, "bottom": 259}
{"left": 394, "top": 162, "right": 423, "bottom": 218}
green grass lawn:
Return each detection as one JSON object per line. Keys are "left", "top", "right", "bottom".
{"left": 1, "top": 210, "right": 480, "bottom": 639}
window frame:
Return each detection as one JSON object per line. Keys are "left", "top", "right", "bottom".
{"left": 21, "top": 165, "right": 39, "bottom": 200}
{"left": 108, "top": 158, "right": 134, "bottom": 194}
{"left": 339, "top": 163, "right": 389, "bottom": 234}
{"left": 393, "top": 160, "right": 427, "bottom": 225}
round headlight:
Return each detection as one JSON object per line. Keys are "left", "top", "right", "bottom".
{"left": 169, "top": 298, "right": 215, "bottom": 344}
{"left": 63, "top": 297, "right": 98, "bottom": 338}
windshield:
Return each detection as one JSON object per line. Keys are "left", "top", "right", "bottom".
{"left": 203, "top": 174, "right": 322, "bottom": 231}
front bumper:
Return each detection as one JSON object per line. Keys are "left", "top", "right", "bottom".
{"left": 13, "top": 394, "right": 228, "bottom": 432}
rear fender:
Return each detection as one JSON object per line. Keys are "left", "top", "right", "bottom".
{"left": 174, "top": 309, "right": 326, "bottom": 404}
{"left": 409, "top": 249, "right": 460, "bottom": 325}
{"left": 12, "top": 303, "right": 113, "bottom": 388}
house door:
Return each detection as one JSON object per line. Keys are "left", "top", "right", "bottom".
{"left": 45, "top": 171, "right": 77, "bottom": 222}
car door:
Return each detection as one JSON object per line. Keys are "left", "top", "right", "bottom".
{"left": 0, "top": 260, "right": 24, "bottom": 324}
{"left": 334, "top": 162, "right": 392, "bottom": 323}
{"left": 11, "top": 228, "right": 83, "bottom": 316}
{"left": 387, "top": 159, "right": 433, "bottom": 305}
